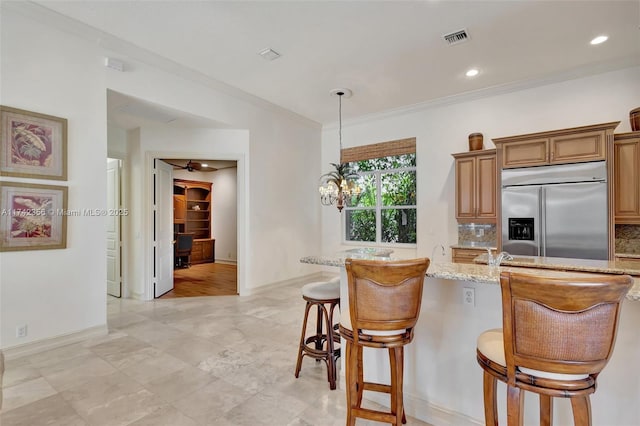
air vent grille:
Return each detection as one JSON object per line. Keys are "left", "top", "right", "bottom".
{"left": 443, "top": 29, "right": 469, "bottom": 45}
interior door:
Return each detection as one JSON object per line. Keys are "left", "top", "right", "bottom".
{"left": 154, "top": 159, "right": 174, "bottom": 297}
{"left": 106, "top": 158, "right": 122, "bottom": 297}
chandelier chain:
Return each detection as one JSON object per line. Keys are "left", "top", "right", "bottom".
{"left": 319, "top": 88, "right": 359, "bottom": 212}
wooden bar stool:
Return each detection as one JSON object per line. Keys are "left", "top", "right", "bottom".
{"left": 339, "top": 258, "right": 430, "bottom": 426}
{"left": 476, "top": 271, "right": 632, "bottom": 426}
{"left": 294, "top": 277, "right": 341, "bottom": 390}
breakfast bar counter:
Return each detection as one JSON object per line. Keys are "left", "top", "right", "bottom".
{"left": 300, "top": 252, "right": 640, "bottom": 426}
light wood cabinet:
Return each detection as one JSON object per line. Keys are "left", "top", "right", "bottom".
{"left": 614, "top": 132, "right": 640, "bottom": 224}
{"left": 495, "top": 122, "right": 617, "bottom": 169}
{"left": 614, "top": 255, "right": 640, "bottom": 266}
{"left": 192, "top": 239, "right": 215, "bottom": 264}
{"left": 452, "top": 247, "right": 488, "bottom": 264}
{"left": 173, "top": 195, "right": 186, "bottom": 223}
{"left": 452, "top": 149, "right": 497, "bottom": 223}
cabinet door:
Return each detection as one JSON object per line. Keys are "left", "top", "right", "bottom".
{"left": 550, "top": 130, "right": 606, "bottom": 164}
{"left": 191, "top": 240, "right": 204, "bottom": 263}
{"left": 502, "top": 138, "right": 548, "bottom": 168}
{"left": 476, "top": 154, "right": 497, "bottom": 220}
{"left": 614, "top": 139, "right": 640, "bottom": 223}
{"left": 452, "top": 248, "right": 485, "bottom": 264}
{"left": 173, "top": 195, "right": 186, "bottom": 223}
{"left": 455, "top": 157, "right": 476, "bottom": 220}
{"left": 202, "top": 239, "right": 214, "bottom": 262}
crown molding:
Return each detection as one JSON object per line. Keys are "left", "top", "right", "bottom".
{"left": 324, "top": 60, "right": 640, "bottom": 131}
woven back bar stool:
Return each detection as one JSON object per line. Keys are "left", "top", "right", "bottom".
{"left": 294, "top": 277, "right": 341, "bottom": 390}
{"left": 340, "top": 257, "right": 430, "bottom": 426}
{"left": 477, "top": 271, "right": 632, "bottom": 426}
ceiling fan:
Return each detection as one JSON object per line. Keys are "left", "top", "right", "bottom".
{"left": 165, "top": 160, "right": 216, "bottom": 172}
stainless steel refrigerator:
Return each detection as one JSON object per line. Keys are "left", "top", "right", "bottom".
{"left": 501, "top": 161, "right": 608, "bottom": 260}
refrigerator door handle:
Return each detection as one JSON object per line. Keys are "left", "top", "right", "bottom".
{"left": 540, "top": 187, "right": 545, "bottom": 257}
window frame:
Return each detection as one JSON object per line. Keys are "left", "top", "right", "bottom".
{"left": 343, "top": 162, "right": 417, "bottom": 247}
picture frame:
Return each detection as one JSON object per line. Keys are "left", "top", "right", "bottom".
{"left": 0, "top": 105, "right": 67, "bottom": 180}
{"left": 0, "top": 182, "right": 68, "bottom": 251}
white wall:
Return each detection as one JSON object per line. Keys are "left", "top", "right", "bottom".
{"left": 0, "top": 4, "right": 322, "bottom": 350}
{"left": 0, "top": 7, "right": 108, "bottom": 350}
{"left": 319, "top": 67, "right": 640, "bottom": 261}
{"left": 210, "top": 168, "right": 238, "bottom": 262}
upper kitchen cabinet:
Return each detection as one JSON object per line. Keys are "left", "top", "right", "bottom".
{"left": 614, "top": 132, "right": 640, "bottom": 224}
{"left": 494, "top": 122, "right": 619, "bottom": 169}
{"left": 452, "top": 149, "right": 497, "bottom": 223}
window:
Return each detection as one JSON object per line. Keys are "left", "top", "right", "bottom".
{"left": 342, "top": 138, "right": 416, "bottom": 245}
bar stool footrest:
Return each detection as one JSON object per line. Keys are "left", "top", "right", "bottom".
{"left": 351, "top": 407, "right": 396, "bottom": 424}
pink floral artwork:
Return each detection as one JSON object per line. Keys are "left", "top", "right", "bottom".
{"left": 1, "top": 106, "right": 66, "bottom": 180}
{"left": 10, "top": 120, "right": 54, "bottom": 168}
{"left": 0, "top": 182, "right": 67, "bottom": 251}
{"left": 10, "top": 194, "right": 53, "bottom": 238}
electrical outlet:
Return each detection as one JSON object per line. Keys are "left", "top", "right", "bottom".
{"left": 16, "top": 324, "right": 27, "bottom": 338}
{"left": 463, "top": 287, "right": 475, "bottom": 307}
{"left": 476, "top": 228, "right": 484, "bottom": 237}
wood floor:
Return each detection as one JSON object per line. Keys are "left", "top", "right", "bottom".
{"left": 161, "top": 262, "right": 238, "bottom": 298}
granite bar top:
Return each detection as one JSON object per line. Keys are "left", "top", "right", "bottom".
{"left": 300, "top": 253, "right": 640, "bottom": 302}
{"left": 426, "top": 262, "right": 640, "bottom": 302}
{"left": 473, "top": 253, "right": 640, "bottom": 276}
{"left": 615, "top": 253, "right": 640, "bottom": 259}
{"left": 450, "top": 243, "right": 496, "bottom": 250}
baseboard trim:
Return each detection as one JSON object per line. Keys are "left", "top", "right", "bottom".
{"left": 2, "top": 324, "right": 109, "bottom": 360}
{"left": 244, "top": 272, "right": 337, "bottom": 296}
{"left": 214, "top": 259, "right": 237, "bottom": 265}
{"left": 365, "top": 389, "right": 483, "bottom": 426}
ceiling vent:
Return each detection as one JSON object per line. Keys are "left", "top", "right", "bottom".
{"left": 258, "top": 47, "right": 281, "bottom": 61}
{"left": 443, "top": 29, "right": 470, "bottom": 45}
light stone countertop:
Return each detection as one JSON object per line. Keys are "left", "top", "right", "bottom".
{"left": 473, "top": 253, "right": 640, "bottom": 275}
{"left": 615, "top": 253, "right": 640, "bottom": 259}
{"left": 449, "top": 243, "right": 496, "bottom": 250}
{"left": 300, "top": 254, "right": 640, "bottom": 302}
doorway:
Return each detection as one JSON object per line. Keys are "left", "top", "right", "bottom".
{"left": 161, "top": 158, "right": 239, "bottom": 298}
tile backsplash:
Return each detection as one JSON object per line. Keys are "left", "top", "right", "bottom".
{"left": 615, "top": 224, "right": 640, "bottom": 254}
{"left": 457, "top": 224, "right": 640, "bottom": 253}
{"left": 458, "top": 224, "right": 496, "bottom": 246}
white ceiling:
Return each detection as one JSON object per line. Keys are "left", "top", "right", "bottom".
{"left": 34, "top": 1, "right": 640, "bottom": 126}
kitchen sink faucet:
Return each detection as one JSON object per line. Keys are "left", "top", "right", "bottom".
{"left": 486, "top": 248, "right": 513, "bottom": 267}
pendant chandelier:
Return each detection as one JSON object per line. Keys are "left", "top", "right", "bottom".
{"left": 319, "top": 89, "right": 361, "bottom": 212}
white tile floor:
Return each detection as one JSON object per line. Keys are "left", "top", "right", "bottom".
{"left": 0, "top": 278, "right": 433, "bottom": 425}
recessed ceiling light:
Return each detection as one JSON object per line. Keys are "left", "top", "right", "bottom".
{"left": 590, "top": 35, "right": 608, "bottom": 45}
{"left": 466, "top": 68, "right": 479, "bottom": 77}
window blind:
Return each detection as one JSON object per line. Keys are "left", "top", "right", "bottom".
{"left": 340, "top": 137, "right": 416, "bottom": 163}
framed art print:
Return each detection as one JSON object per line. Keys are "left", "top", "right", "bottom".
{"left": 0, "top": 105, "right": 67, "bottom": 180}
{"left": 0, "top": 182, "right": 68, "bottom": 251}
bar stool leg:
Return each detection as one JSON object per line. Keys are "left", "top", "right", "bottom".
{"left": 506, "top": 385, "right": 525, "bottom": 426}
{"left": 540, "top": 394, "right": 553, "bottom": 426}
{"left": 345, "top": 340, "right": 357, "bottom": 426}
{"left": 315, "top": 304, "right": 324, "bottom": 353}
{"left": 483, "top": 371, "right": 498, "bottom": 426}
{"left": 389, "top": 346, "right": 406, "bottom": 425}
{"left": 294, "top": 301, "right": 312, "bottom": 378}
{"left": 319, "top": 303, "right": 337, "bottom": 390}
{"left": 570, "top": 396, "right": 592, "bottom": 426}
